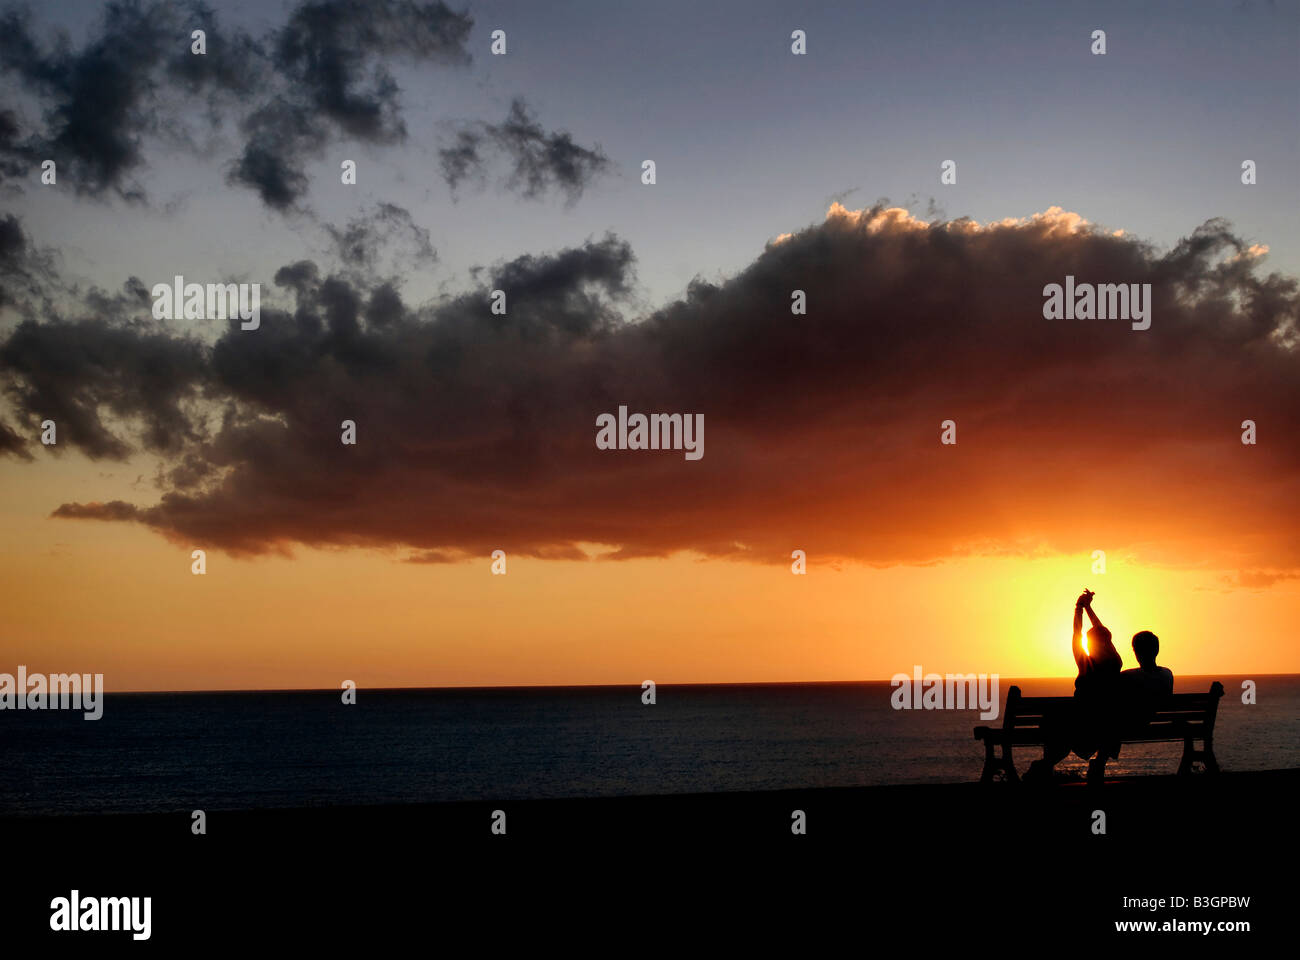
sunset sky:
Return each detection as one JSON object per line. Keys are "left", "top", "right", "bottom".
{"left": 1, "top": 0, "right": 1297, "bottom": 690}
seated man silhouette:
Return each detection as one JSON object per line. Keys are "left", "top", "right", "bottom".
{"left": 1026, "top": 590, "right": 1123, "bottom": 784}
{"left": 1119, "top": 630, "right": 1173, "bottom": 715}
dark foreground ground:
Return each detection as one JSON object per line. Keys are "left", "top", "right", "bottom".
{"left": 4, "top": 769, "right": 1292, "bottom": 947}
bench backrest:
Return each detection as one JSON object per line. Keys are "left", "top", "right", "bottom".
{"left": 999, "top": 681, "right": 1224, "bottom": 743}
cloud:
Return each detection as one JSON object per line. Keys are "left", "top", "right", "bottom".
{"left": 0, "top": 107, "right": 34, "bottom": 184}
{"left": 0, "top": 0, "right": 268, "bottom": 198}
{"left": 325, "top": 201, "right": 436, "bottom": 272}
{"left": 233, "top": 95, "right": 344, "bottom": 212}
{"left": 1, "top": 206, "right": 1296, "bottom": 584}
{"left": 0, "top": 1, "right": 232, "bottom": 200}
{"left": 276, "top": 0, "right": 471, "bottom": 137}
{"left": 0, "top": 416, "right": 30, "bottom": 459}
{"left": 440, "top": 98, "right": 612, "bottom": 202}
{"left": 226, "top": 0, "right": 474, "bottom": 209}
{"left": 0, "top": 2, "right": 602, "bottom": 212}
{"left": 164, "top": 3, "right": 267, "bottom": 100}
{"left": 50, "top": 499, "right": 143, "bottom": 521}
{"left": 0, "top": 0, "right": 471, "bottom": 204}
{"left": 0, "top": 307, "right": 208, "bottom": 460}
{"left": 0, "top": 213, "right": 56, "bottom": 318}
{"left": 0, "top": 1, "right": 179, "bottom": 199}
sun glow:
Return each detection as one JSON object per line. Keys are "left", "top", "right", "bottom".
{"left": 0, "top": 447, "right": 1293, "bottom": 692}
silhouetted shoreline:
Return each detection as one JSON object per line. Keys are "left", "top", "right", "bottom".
{"left": 9, "top": 770, "right": 1289, "bottom": 944}
{"left": 10, "top": 768, "right": 1293, "bottom": 845}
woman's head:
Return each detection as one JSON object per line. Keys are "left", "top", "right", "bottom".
{"left": 1087, "top": 625, "right": 1112, "bottom": 649}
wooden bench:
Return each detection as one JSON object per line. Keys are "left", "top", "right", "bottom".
{"left": 973, "top": 681, "right": 1225, "bottom": 783}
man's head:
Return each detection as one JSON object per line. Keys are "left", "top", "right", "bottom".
{"left": 1087, "top": 625, "right": 1112, "bottom": 651}
{"left": 1132, "top": 630, "right": 1160, "bottom": 668}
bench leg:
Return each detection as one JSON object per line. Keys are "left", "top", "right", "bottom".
{"left": 978, "top": 738, "right": 1018, "bottom": 783}
{"left": 980, "top": 739, "right": 1017, "bottom": 783}
{"left": 1203, "top": 739, "right": 1220, "bottom": 775}
{"left": 1201, "top": 736, "right": 1220, "bottom": 775}
{"left": 1000, "top": 742, "right": 1018, "bottom": 783}
{"left": 1178, "top": 737, "right": 1220, "bottom": 775}
{"left": 979, "top": 738, "right": 999, "bottom": 783}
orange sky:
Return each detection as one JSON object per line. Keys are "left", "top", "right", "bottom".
{"left": 2, "top": 453, "right": 1295, "bottom": 691}
{"left": 3, "top": 204, "right": 1298, "bottom": 691}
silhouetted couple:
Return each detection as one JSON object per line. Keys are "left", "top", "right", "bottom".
{"left": 1026, "top": 590, "right": 1174, "bottom": 785}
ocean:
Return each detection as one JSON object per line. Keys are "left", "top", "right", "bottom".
{"left": 3, "top": 675, "right": 1296, "bottom": 816}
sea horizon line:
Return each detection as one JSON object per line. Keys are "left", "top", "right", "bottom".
{"left": 83, "top": 672, "right": 1297, "bottom": 697}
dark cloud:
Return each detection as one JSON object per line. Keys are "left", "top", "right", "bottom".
{"left": 325, "top": 201, "right": 436, "bottom": 271}
{"left": 82, "top": 276, "right": 154, "bottom": 325}
{"left": 3, "top": 207, "right": 1297, "bottom": 584}
{"left": 438, "top": 129, "right": 482, "bottom": 191}
{"left": 441, "top": 98, "right": 612, "bottom": 202}
{"left": 0, "top": 0, "right": 470, "bottom": 204}
{"left": 0, "top": 213, "right": 57, "bottom": 317}
{"left": 0, "top": 107, "right": 34, "bottom": 182}
{"left": 0, "top": 1, "right": 177, "bottom": 200}
{"left": 274, "top": 259, "right": 322, "bottom": 294}
{"left": 50, "top": 499, "right": 142, "bottom": 521}
{"left": 0, "top": 0, "right": 272, "bottom": 197}
{"left": 276, "top": 0, "right": 472, "bottom": 138}
{"left": 226, "top": 98, "right": 323, "bottom": 212}
{"left": 0, "top": 417, "right": 31, "bottom": 459}
{"left": 227, "top": 0, "right": 474, "bottom": 209}
{"left": 165, "top": 2, "right": 266, "bottom": 98}
{"left": 0, "top": 2, "right": 599, "bottom": 211}
{"left": 0, "top": 310, "right": 208, "bottom": 459}
{"left": 0, "top": 213, "right": 31, "bottom": 309}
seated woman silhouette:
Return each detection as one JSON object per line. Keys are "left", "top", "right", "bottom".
{"left": 1026, "top": 590, "right": 1124, "bottom": 784}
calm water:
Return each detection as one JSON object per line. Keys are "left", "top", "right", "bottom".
{"left": 2, "top": 676, "right": 1295, "bottom": 815}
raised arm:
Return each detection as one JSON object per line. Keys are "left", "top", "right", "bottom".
{"left": 1081, "top": 592, "right": 1122, "bottom": 667}
{"left": 1083, "top": 597, "right": 1105, "bottom": 633}
{"left": 1072, "top": 593, "right": 1088, "bottom": 666}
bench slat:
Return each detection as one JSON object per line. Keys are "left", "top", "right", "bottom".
{"left": 975, "top": 682, "right": 1224, "bottom": 781}
{"left": 975, "top": 683, "right": 1223, "bottom": 747}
